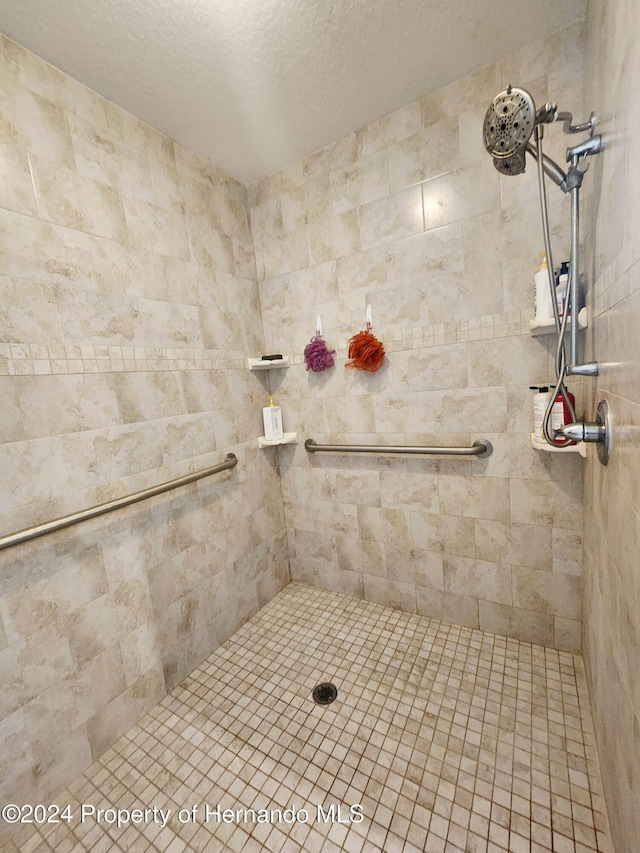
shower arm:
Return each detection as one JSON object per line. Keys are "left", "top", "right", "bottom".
{"left": 556, "top": 110, "right": 598, "bottom": 136}
{"left": 537, "top": 102, "right": 598, "bottom": 136}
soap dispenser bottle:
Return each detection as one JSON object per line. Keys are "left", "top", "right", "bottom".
{"left": 262, "top": 396, "right": 284, "bottom": 441}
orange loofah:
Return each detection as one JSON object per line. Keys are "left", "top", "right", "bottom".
{"left": 345, "top": 329, "right": 385, "bottom": 372}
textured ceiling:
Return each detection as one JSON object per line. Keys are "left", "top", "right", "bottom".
{"left": 0, "top": 0, "right": 585, "bottom": 184}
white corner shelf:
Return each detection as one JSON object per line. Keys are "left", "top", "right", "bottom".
{"left": 248, "top": 356, "right": 290, "bottom": 370}
{"left": 529, "top": 307, "right": 588, "bottom": 337}
{"left": 530, "top": 433, "right": 587, "bottom": 457}
{"left": 258, "top": 432, "right": 298, "bottom": 449}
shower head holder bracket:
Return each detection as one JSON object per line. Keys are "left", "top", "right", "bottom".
{"left": 567, "top": 133, "right": 603, "bottom": 163}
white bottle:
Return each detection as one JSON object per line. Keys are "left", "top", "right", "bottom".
{"left": 530, "top": 386, "right": 552, "bottom": 439}
{"left": 534, "top": 252, "right": 554, "bottom": 322}
{"left": 262, "top": 396, "right": 283, "bottom": 441}
{"left": 531, "top": 385, "right": 566, "bottom": 439}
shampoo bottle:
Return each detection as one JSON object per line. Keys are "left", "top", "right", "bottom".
{"left": 556, "top": 261, "right": 569, "bottom": 318}
{"left": 534, "top": 252, "right": 554, "bottom": 322}
{"left": 262, "top": 396, "right": 284, "bottom": 441}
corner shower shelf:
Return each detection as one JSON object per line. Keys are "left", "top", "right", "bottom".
{"left": 248, "top": 356, "right": 290, "bottom": 370}
{"left": 258, "top": 432, "right": 298, "bottom": 449}
{"left": 530, "top": 433, "right": 587, "bottom": 457}
{"left": 529, "top": 307, "right": 588, "bottom": 336}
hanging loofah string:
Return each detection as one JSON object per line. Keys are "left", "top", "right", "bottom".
{"left": 304, "top": 335, "right": 336, "bottom": 372}
{"left": 345, "top": 329, "right": 385, "bottom": 372}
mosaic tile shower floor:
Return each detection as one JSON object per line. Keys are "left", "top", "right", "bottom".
{"left": 8, "top": 583, "right": 612, "bottom": 853}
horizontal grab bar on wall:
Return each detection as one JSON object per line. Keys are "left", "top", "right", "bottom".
{"left": 0, "top": 453, "right": 238, "bottom": 552}
{"left": 305, "top": 439, "right": 492, "bottom": 458}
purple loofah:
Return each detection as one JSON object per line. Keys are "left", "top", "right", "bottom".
{"left": 303, "top": 335, "right": 336, "bottom": 372}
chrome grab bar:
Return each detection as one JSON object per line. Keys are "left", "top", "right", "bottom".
{"left": 0, "top": 453, "right": 238, "bottom": 552}
{"left": 305, "top": 439, "right": 492, "bottom": 457}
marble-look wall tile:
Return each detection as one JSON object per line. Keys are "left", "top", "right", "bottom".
{"left": 0, "top": 377, "right": 24, "bottom": 443}
{"left": 356, "top": 101, "right": 422, "bottom": 158}
{"left": 358, "top": 506, "right": 410, "bottom": 550}
{"left": 336, "top": 535, "right": 386, "bottom": 578}
{"left": 16, "top": 374, "right": 121, "bottom": 438}
{"left": 387, "top": 117, "right": 460, "bottom": 193}
{"left": 70, "top": 646, "right": 128, "bottom": 727}
{"left": 359, "top": 185, "right": 424, "bottom": 249}
{"left": 0, "top": 624, "right": 75, "bottom": 719}
{"left": 510, "top": 477, "right": 582, "bottom": 530}
{"left": 30, "top": 156, "right": 129, "bottom": 243}
{"left": 86, "top": 666, "right": 166, "bottom": 759}
{"left": 379, "top": 470, "right": 439, "bottom": 513}
{"left": 467, "top": 336, "right": 549, "bottom": 387}
{"left": 416, "top": 586, "right": 479, "bottom": 628}
{"left": 0, "top": 543, "right": 108, "bottom": 644}
{"left": 0, "top": 70, "right": 75, "bottom": 167}
{"left": 478, "top": 600, "right": 554, "bottom": 647}
{"left": 384, "top": 544, "right": 444, "bottom": 591}
{"left": 68, "top": 114, "right": 154, "bottom": 204}
{"left": 0, "top": 433, "right": 88, "bottom": 513}
{"left": 512, "top": 566, "right": 581, "bottom": 620}
{"left": 123, "top": 196, "right": 191, "bottom": 260}
{"left": 444, "top": 555, "right": 512, "bottom": 605}
{"left": 394, "top": 223, "right": 465, "bottom": 286}
{"left": 438, "top": 475, "right": 510, "bottom": 522}
{"left": 0, "top": 142, "right": 38, "bottom": 216}
{"left": 422, "top": 160, "right": 500, "bottom": 231}
{"left": 0, "top": 277, "right": 61, "bottom": 343}
{"left": 363, "top": 576, "right": 417, "bottom": 612}
{"left": 410, "top": 512, "right": 476, "bottom": 559}
{"left": 475, "top": 520, "right": 553, "bottom": 571}
{"left": 330, "top": 151, "right": 389, "bottom": 214}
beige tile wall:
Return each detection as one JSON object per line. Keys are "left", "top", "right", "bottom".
{"left": 0, "top": 34, "right": 289, "bottom": 816}
{"left": 249, "top": 21, "right": 587, "bottom": 654}
{"left": 582, "top": 0, "right": 640, "bottom": 849}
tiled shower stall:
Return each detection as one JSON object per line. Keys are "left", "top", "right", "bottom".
{"left": 0, "top": 1, "right": 638, "bottom": 851}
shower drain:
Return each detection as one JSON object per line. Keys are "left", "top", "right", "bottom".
{"left": 312, "top": 682, "right": 337, "bottom": 705}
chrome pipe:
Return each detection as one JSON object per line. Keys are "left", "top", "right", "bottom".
{"left": 0, "top": 453, "right": 238, "bottom": 552}
{"left": 564, "top": 151, "right": 600, "bottom": 378}
{"left": 305, "top": 439, "right": 492, "bottom": 457}
{"left": 570, "top": 171, "right": 580, "bottom": 370}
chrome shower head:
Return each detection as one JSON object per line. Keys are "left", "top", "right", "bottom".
{"left": 483, "top": 86, "right": 568, "bottom": 189}
{"left": 483, "top": 86, "right": 536, "bottom": 161}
